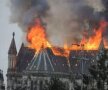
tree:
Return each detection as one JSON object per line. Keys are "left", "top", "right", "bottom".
{"left": 89, "top": 48, "right": 108, "bottom": 90}
{"left": 74, "top": 48, "right": 108, "bottom": 90}
{"left": 74, "top": 75, "right": 89, "bottom": 90}
{"left": 43, "top": 77, "right": 67, "bottom": 90}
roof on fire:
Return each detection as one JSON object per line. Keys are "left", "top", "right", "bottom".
{"left": 16, "top": 42, "right": 107, "bottom": 76}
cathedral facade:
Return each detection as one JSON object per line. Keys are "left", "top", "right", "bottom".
{"left": 7, "top": 33, "right": 108, "bottom": 90}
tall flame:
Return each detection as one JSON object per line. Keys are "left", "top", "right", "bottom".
{"left": 27, "top": 18, "right": 108, "bottom": 56}
{"left": 27, "top": 18, "right": 69, "bottom": 56}
{"left": 80, "top": 20, "right": 108, "bottom": 50}
{"left": 27, "top": 18, "right": 51, "bottom": 53}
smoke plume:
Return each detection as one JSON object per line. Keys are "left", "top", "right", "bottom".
{"left": 10, "top": 0, "right": 105, "bottom": 47}
{"left": 101, "top": 0, "right": 108, "bottom": 45}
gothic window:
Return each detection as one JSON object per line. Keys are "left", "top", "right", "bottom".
{"left": 105, "top": 61, "right": 108, "bottom": 66}
{"left": 33, "top": 81, "right": 37, "bottom": 90}
{"left": 39, "top": 80, "right": 43, "bottom": 90}
{"left": 31, "top": 81, "right": 33, "bottom": 90}
{"left": 34, "top": 80, "right": 37, "bottom": 85}
{"left": 45, "top": 80, "right": 48, "bottom": 84}
{"left": 24, "top": 80, "right": 27, "bottom": 85}
{"left": 65, "top": 81, "right": 69, "bottom": 90}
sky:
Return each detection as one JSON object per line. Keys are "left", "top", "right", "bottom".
{"left": 0, "top": 0, "right": 22, "bottom": 84}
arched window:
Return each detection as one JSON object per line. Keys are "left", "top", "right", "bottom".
{"left": 39, "top": 80, "right": 43, "bottom": 90}
{"left": 65, "top": 81, "right": 69, "bottom": 90}
{"left": 33, "top": 81, "right": 37, "bottom": 90}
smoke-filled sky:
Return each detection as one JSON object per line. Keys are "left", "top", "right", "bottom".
{"left": 0, "top": 0, "right": 108, "bottom": 85}
{"left": 10, "top": 0, "right": 107, "bottom": 46}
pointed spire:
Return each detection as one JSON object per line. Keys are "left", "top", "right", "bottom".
{"left": 18, "top": 43, "right": 25, "bottom": 55}
{"left": 21, "top": 42, "right": 24, "bottom": 47}
{"left": 98, "top": 37, "right": 105, "bottom": 51}
{"left": 20, "top": 43, "right": 24, "bottom": 51}
{"left": 13, "top": 32, "right": 15, "bottom": 37}
{"left": 8, "top": 32, "right": 17, "bottom": 55}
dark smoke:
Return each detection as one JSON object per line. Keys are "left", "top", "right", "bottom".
{"left": 102, "top": 0, "right": 108, "bottom": 45}
{"left": 9, "top": 0, "right": 105, "bottom": 47}
{"left": 102, "top": 0, "right": 108, "bottom": 21}
{"left": 10, "top": 0, "right": 49, "bottom": 30}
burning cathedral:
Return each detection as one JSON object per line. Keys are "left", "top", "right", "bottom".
{"left": 6, "top": 15, "right": 108, "bottom": 90}
{"left": 6, "top": 0, "right": 108, "bottom": 90}
{"left": 6, "top": 30, "right": 108, "bottom": 90}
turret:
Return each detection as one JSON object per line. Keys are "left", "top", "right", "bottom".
{"left": 98, "top": 37, "right": 105, "bottom": 51}
{"left": 96, "top": 37, "right": 105, "bottom": 60}
{"left": 8, "top": 32, "right": 17, "bottom": 71}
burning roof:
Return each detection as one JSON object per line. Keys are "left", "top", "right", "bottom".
{"left": 10, "top": 0, "right": 108, "bottom": 51}
{"left": 15, "top": 38, "right": 107, "bottom": 77}
{"left": 26, "top": 18, "right": 108, "bottom": 58}
{"left": 8, "top": 0, "right": 108, "bottom": 79}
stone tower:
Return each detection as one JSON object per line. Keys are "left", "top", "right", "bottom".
{"left": 98, "top": 37, "right": 105, "bottom": 51}
{"left": 8, "top": 32, "right": 17, "bottom": 71}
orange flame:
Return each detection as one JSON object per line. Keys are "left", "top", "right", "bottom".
{"left": 80, "top": 20, "right": 108, "bottom": 50}
{"left": 27, "top": 18, "right": 51, "bottom": 53}
{"left": 51, "top": 46, "right": 69, "bottom": 57}
{"left": 27, "top": 18, "right": 70, "bottom": 56}
{"left": 27, "top": 18, "right": 108, "bottom": 56}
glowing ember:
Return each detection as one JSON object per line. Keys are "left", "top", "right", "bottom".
{"left": 51, "top": 46, "right": 69, "bottom": 57}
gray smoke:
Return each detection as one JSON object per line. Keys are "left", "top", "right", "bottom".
{"left": 10, "top": 0, "right": 49, "bottom": 30}
{"left": 102, "top": 0, "right": 108, "bottom": 46}
{"left": 9, "top": 0, "right": 104, "bottom": 47}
